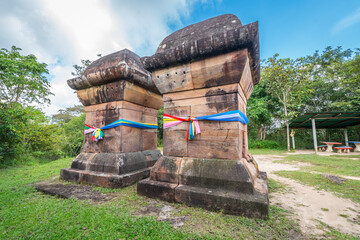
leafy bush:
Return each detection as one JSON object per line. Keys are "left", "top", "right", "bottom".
{"left": 157, "top": 105, "right": 163, "bottom": 147}
{"left": 249, "top": 140, "right": 281, "bottom": 149}
{"left": 0, "top": 104, "right": 84, "bottom": 168}
{"left": 0, "top": 104, "right": 28, "bottom": 166}
{"left": 61, "top": 113, "right": 85, "bottom": 157}
{"left": 30, "top": 150, "right": 64, "bottom": 161}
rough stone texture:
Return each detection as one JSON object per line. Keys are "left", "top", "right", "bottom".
{"left": 35, "top": 183, "right": 113, "bottom": 202}
{"left": 160, "top": 50, "right": 252, "bottom": 160}
{"left": 141, "top": 14, "right": 260, "bottom": 85}
{"left": 76, "top": 80, "right": 162, "bottom": 108}
{"left": 321, "top": 174, "right": 348, "bottom": 185}
{"left": 61, "top": 150, "right": 161, "bottom": 188}
{"left": 138, "top": 14, "right": 269, "bottom": 218}
{"left": 81, "top": 101, "right": 159, "bottom": 153}
{"left": 68, "top": 49, "right": 159, "bottom": 93}
{"left": 61, "top": 49, "right": 162, "bottom": 188}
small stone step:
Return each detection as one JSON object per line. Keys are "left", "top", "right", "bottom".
{"left": 35, "top": 182, "right": 112, "bottom": 202}
{"left": 61, "top": 167, "right": 150, "bottom": 188}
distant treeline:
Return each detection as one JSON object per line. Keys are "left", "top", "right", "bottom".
{"left": 247, "top": 46, "right": 360, "bottom": 150}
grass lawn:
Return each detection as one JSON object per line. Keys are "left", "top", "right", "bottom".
{"left": 276, "top": 154, "right": 360, "bottom": 177}
{"left": 275, "top": 171, "right": 360, "bottom": 204}
{"left": 267, "top": 178, "right": 288, "bottom": 193}
{"left": 0, "top": 158, "right": 303, "bottom": 240}
{"left": 273, "top": 153, "right": 360, "bottom": 205}
{"left": 249, "top": 149, "right": 288, "bottom": 155}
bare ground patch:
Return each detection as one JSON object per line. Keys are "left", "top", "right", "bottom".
{"left": 255, "top": 154, "right": 360, "bottom": 238}
{"left": 34, "top": 181, "right": 114, "bottom": 203}
{"left": 133, "top": 200, "right": 186, "bottom": 229}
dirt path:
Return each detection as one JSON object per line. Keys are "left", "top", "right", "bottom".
{"left": 255, "top": 154, "right": 360, "bottom": 237}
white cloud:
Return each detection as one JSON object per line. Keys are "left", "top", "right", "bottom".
{"left": 0, "top": 0, "right": 196, "bottom": 116}
{"left": 333, "top": 8, "right": 360, "bottom": 33}
{"left": 45, "top": 65, "right": 80, "bottom": 115}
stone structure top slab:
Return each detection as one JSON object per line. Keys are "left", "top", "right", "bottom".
{"left": 67, "top": 49, "right": 159, "bottom": 93}
{"left": 141, "top": 14, "right": 260, "bottom": 84}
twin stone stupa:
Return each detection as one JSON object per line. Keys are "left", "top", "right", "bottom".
{"left": 60, "top": 14, "right": 269, "bottom": 218}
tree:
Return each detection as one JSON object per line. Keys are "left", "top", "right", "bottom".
{"left": 304, "top": 46, "right": 353, "bottom": 112}
{"left": 0, "top": 103, "right": 26, "bottom": 165}
{"left": 333, "top": 50, "right": 360, "bottom": 111}
{"left": 52, "top": 105, "right": 85, "bottom": 124}
{"left": 247, "top": 82, "right": 273, "bottom": 140}
{"left": 0, "top": 46, "right": 52, "bottom": 107}
{"left": 261, "top": 54, "right": 313, "bottom": 151}
{"left": 61, "top": 113, "right": 85, "bottom": 156}
{"left": 0, "top": 103, "right": 64, "bottom": 166}
{"left": 71, "top": 54, "right": 102, "bottom": 77}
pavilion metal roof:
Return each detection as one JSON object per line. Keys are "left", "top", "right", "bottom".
{"left": 289, "top": 112, "right": 360, "bottom": 129}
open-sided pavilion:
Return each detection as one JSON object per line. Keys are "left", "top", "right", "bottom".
{"left": 289, "top": 112, "right": 360, "bottom": 152}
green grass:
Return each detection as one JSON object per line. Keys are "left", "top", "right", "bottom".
{"left": 275, "top": 171, "right": 360, "bottom": 204}
{"left": 249, "top": 149, "right": 289, "bottom": 155}
{"left": 331, "top": 154, "right": 360, "bottom": 158}
{"left": 0, "top": 158, "right": 304, "bottom": 239}
{"left": 0, "top": 159, "right": 199, "bottom": 239}
{"left": 276, "top": 154, "right": 360, "bottom": 177}
{"left": 317, "top": 221, "right": 359, "bottom": 240}
{"left": 173, "top": 205, "right": 301, "bottom": 239}
{"left": 268, "top": 178, "right": 288, "bottom": 193}
{"left": 157, "top": 146, "right": 163, "bottom": 153}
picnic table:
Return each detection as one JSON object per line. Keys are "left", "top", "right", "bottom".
{"left": 334, "top": 146, "right": 353, "bottom": 153}
{"left": 317, "top": 145, "right": 328, "bottom": 152}
{"left": 346, "top": 141, "right": 360, "bottom": 152}
{"left": 320, "top": 142, "right": 342, "bottom": 152}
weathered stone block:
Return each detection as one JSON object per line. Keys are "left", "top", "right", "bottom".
{"left": 149, "top": 156, "right": 182, "bottom": 184}
{"left": 163, "top": 131, "right": 188, "bottom": 157}
{"left": 142, "top": 131, "right": 157, "bottom": 151}
{"left": 68, "top": 49, "right": 159, "bottom": 94}
{"left": 162, "top": 92, "right": 246, "bottom": 159}
{"left": 138, "top": 14, "right": 268, "bottom": 218}
{"left": 137, "top": 179, "right": 177, "bottom": 203}
{"left": 187, "top": 140, "right": 240, "bottom": 160}
{"left": 174, "top": 183, "right": 268, "bottom": 219}
{"left": 178, "top": 158, "right": 254, "bottom": 193}
{"left": 61, "top": 49, "right": 162, "bottom": 189}
{"left": 153, "top": 64, "right": 193, "bottom": 94}
{"left": 190, "top": 50, "right": 247, "bottom": 89}
{"left": 80, "top": 101, "right": 158, "bottom": 154}
{"left": 61, "top": 150, "right": 161, "bottom": 188}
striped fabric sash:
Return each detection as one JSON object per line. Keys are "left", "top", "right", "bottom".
{"left": 163, "top": 110, "right": 249, "bottom": 141}
{"left": 84, "top": 119, "right": 157, "bottom": 141}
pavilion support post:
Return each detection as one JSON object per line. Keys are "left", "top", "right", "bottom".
{"left": 312, "top": 118, "right": 318, "bottom": 153}
{"left": 344, "top": 128, "right": 349, "bottom": 146}
{"left": 290, "top": 130, "right": 295, "bottom": 150}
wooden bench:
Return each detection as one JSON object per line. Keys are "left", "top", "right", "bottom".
{"left": 334, "top": 146, "right": 353, "bottom": 153}
{"left": 317, "top": 145, "right": 328, "bottom": 152}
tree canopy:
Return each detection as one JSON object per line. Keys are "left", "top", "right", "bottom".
{"left": 71, "top": 54, "right": 102, "bottom": 77}
{"left": 249, "top": 46, "right": 360, "bottom": 150}
{"left": 0, "top": 46, "right": 52, "bottom": 106}
{"left": 52, "top": 105, "right": 84, "bottom": 124}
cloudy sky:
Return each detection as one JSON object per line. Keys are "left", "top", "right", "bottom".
{"left": 1, "top": 0, "right": 359, "bottom": 115}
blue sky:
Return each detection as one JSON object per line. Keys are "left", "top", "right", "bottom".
{"left": 169, "top": 0, "right": 360, "bottom": 60}
{"left": 0, "top": 0, "right": 359, "bottom": 114}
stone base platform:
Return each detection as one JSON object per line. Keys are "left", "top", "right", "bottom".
{"left": 137, "top": 156, "right": 269, "bottom": 219}
{"left": 138, "top": 172, "right": 268, "bottom": 219}
{"left": 60, "top": 150, "right": 161, "bottom": 188}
